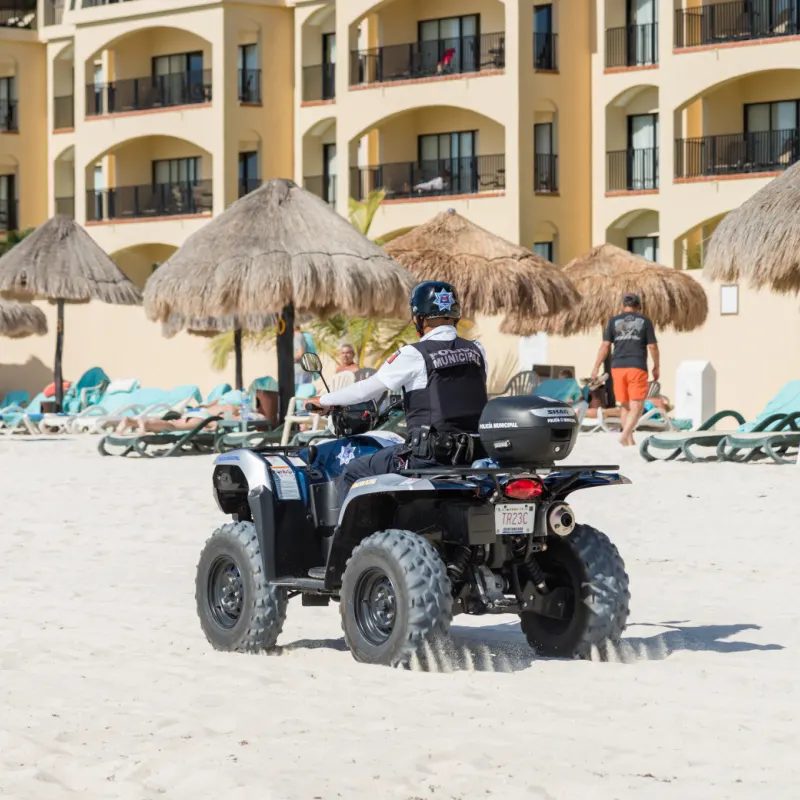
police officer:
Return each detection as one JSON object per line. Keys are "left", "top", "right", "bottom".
{"left": 313, "top": 280, "right": 489, "bottom": 504}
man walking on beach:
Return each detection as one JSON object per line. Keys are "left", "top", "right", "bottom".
{"left": 591, "top": 292, "right": 659, "bottom": 447}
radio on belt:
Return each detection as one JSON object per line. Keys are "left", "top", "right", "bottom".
{"left": 478, "top": 395, "right": 579, "bottom": 465}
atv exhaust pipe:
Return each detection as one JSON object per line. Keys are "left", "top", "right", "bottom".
{"left": 547, "top": 502, "right": 575, "bottom": 537}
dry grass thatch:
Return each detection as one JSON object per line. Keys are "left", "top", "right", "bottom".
{"left": 0, "top": 299, "right": 48, "bottom": 338}
{"left": 144, "top": 179, "right": 414, "bottom": 330}
{"left": 161, "top": 312, "right": 279, "bottom": 339}
{"left": 502, "top": 243, "right": 709, "bottom": 336}
{"left": 382, "top": 210, "right": 580, "bottom": 318}
{"left": 0, "top": 216, "right": 142, "bottom": 305}
{"left": 705, "top": 162, "right": 800, "bottom": 293}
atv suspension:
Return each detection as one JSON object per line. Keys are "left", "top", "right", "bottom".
{"left": 446, "top": 545, "right": 471, "bottom": 591}
{"left": 525, "top": 551, "right": 549, "bottom": 594}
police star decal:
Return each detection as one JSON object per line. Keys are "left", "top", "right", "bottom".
{"left": 337, "top": 444, "right": 357, "bottom": 466}
{"left": 432, "top": 289, "right": 454, "bottom": 312}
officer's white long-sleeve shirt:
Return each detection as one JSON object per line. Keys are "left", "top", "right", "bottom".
{"left": 318, "top": 326, "right": 488, "bottom": 407}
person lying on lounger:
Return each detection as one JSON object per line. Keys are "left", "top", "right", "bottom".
{"left": 114, "top": 403, "right": 263, "bottom": 435}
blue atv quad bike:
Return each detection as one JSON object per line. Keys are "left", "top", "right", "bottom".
{"left": 195, "top": 356, "right": 631, "bottom": 668}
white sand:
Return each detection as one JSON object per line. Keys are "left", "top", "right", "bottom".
{"left": 1, "top": 434, "right": 797, "bottom": 800}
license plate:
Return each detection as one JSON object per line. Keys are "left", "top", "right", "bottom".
{"left": 494, "top": 503, "right": 536, "bottom": 535}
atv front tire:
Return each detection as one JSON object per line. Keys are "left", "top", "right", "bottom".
{"left": 520, "top": 524, "right": 629, "bottom": 659}
{"left": 196, "top": 521, "right": 287, "bottom": 652}
{"left": 340, "top": 529, "right": 452, "bottom": 667}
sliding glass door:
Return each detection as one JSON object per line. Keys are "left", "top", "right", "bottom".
{"left": 418, "top": 15, "right": 479, "bottom": 75}
{"left": 418, "top": 130, "right": 476, "bottom": 193}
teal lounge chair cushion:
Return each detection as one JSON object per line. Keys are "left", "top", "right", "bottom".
{"left": 738, "top": 380, "right": 800, "bottom": 432}
{"left": 1, "top": 390, "right": 29, "bottom": 410}
{"left": 164, "top": 384, "right": 203, "bottom": 407}
{"left": 206, "top": 383, "right": 232, "bottom": 405}
{"left": 63, "top": 367, "right": 110, "bottom": 413}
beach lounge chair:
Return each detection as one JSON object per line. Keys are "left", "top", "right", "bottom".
{"left": 98, "top": 415, "right": 223, "bottom": 458}
{"left": 0, "top": 391, "right": 46, "bottom": 435}
{"left": 0, "top": 390, "right": 29, "bottom": 410}
{"left": 716, "top": 412, "right": 800, "bottom": 464}
{"left": 62, "top": 367, "right": 110, "bottom": 414}
{"left": 489, "top": 370, "right": 537, "bottom": 399}
{"left": 205, "top": 382, "right": 232, "bottom": 405}
{"left": 640, "top": 380, "right": 800, "bottom": 462}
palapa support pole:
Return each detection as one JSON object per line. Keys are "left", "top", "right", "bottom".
{"left": 276, "top": 303, "right": 295, "bottom": 424}
{"left": 54, "top": 299, "right": 65, "bottom": 412}
{"left": 233, "top": 329, "right": 244, "bottom": 391}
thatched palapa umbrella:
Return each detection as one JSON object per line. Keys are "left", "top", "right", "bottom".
{"left": 161, "top": 312, "right": 278, "bottom": 390}
{"left": 705, "top": 161, "right": 800, "bottom": 294}
{"left": 382, "top": 209, "right": 580, "bottom": 320}
{"left": 0, "top": 299, "right": 48, "bottom": 339}
{"left": 502, "top": 243, "right": 708, "bottom": 337}
{"left": 145, "top": 179, "right": 413, "bottom": 419}
{"left": 0, "top": 216, "right": 142, "bottom": 410}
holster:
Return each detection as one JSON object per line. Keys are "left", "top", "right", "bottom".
{"left": 409, "top": 425, "right": 476, "bottom": 466}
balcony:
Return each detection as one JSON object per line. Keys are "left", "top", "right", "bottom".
{"left": 534, "top": 154, "right": 558, "bottom": 193}
{"left": 86, "top": 71, "right": 212, "bottom": 116}
{"left": 238, "top": 178, "right": 261, "bottom": 199}
{"left": 534, "top": 32, "right": 558, "bottom": 70}
{"left": 239, "top": 69, "right": 261, "bottom": 104}
{"left": 0, "top": 199, "right": 18, "bottom": 231}
{"left": 82, "top": 0, "right": 141, "bottom": 5}
{"left": 675, "top": 0, "right": 799, "bottom": 48}
{"left": 303, "top": 175, "right": 336, "bottom": 205}
{"left": 86, "top": 180, "right": 213, "bottom": 222}
{"left": 43, "top": 0, "right": 63, "bottom": 26}
{"left": 302, "top": 64, "right": 335, "bottom": 103}
{"left": 351, "top": 154, "right": 505, "bottom": 202}
{"left": 607, "top": 148, "right": 659, "bottom": 192}
{"left": 54, "top": 95, "right": 74, "bottom": 130}
{"left": 350, "top": 33, "right": 505, "bottom": 87}
{"left": 1, "top": 101, "right": 18, "bottom": 132}
{"left": 675, "top": 130, "right": 800, "bottom": 178}
{"left": 55, "top": 196, "right": 75, "bottom": 218}
{"left": 0, "top": 3, "right": 36, "bottom": 28}
{"left": 606, "top": 23, "right": 658, "bottom": 68}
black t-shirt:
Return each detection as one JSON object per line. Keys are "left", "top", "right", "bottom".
{"left": 603, "top": 312, "right": 657, "bottom": 371}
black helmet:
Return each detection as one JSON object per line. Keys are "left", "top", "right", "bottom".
{"left": 410, "top": 280, "right": 462, "bottom": 322}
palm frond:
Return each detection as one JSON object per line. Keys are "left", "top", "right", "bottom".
{"left": 374, "top": 226, "right": 416, "bottom": 247}
{"left": 348, "top": 189, "right": 387, "bottom": 236}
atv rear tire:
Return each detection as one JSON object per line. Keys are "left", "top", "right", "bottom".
{"left": 196, "top": 521, "right": 287, "bottom": 652}
{"left": 340, "top": 529, "right": 452, "bottom": 667}
{"left": 520, "top": 524, "right": 629, "bottom": 659}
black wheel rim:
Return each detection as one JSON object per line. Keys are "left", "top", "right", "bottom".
{"left": 353, "top": 567, "right": 397, "bottom": 646}
{"left": 208, "top": 555, "right": 244, "bottom": 629}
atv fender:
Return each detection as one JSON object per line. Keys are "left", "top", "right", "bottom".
{"left": 545, "top": 470, "right": 631, "bottom": 502}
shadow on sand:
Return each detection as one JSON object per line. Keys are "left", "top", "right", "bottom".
{"left": 276, "top": 621, "right": 783, "bottom": 672}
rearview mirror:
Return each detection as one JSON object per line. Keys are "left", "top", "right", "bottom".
{"left": 300, "top": 352, "right": 322, "bottom": 374}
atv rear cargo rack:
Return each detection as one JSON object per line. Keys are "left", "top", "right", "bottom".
{"left": 398, "top": 464, "right": 620, "bottom": 477}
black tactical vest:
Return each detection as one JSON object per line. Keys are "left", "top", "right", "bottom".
{"left": 403, "top": 337, "right": 488, "bottom": 436}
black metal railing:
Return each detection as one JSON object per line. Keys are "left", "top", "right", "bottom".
{"left": 44, "top": 0, "right": 63, "bottom": 25}
{"left": 86, "top": 70, "right": 212, "bottom": 116}
{"left": 675, "top": 129, "right": 800, "bottom": 178}
{"left": 0, "top": 2, "right": 36, "bottom": 28}
{"left": 303, "top": 175, "right": 337, "bottom": 205}
{"left": 55, "top": 196, "right": 75, "bottom": 218}
{"left": 0, "top": 101, "right": 18, "bottom": 132}
{"left": 82, "top": 0, "right": 141, "bottom": 6}
{"left": 239, "top": 68, "right": 262, "bottom": 103}
{"left": 351, "top": 154, "right": 505, "bottom": 202}
{"left": 607, "top": 148, "right": 659, "bottom": 191}
{"left": 350, "top": 32, "right": 505, "bottom": 86}
{"left": 534, "top": 32, "right": 558, "bottom": 70}
{"left": 606, "top": 23, "right": 659, "bottom": 67}
{"left": 53, "top": 95, "right": 74, "bottom": 129}
{"left": 302, "top": 64, "right": 336, "bottom": 102}
{"left": 675, "top": 0, "right": 800, "bottom": 47}
{"left": 0, "top": 199, "right": 18, "bottom": 231}
{"left": 86, "top": 180, "right": 213, "bottom": 222}
{"left": 238, "top": 178, "right": 261, "bottom": 198}
{"left": 534, "top": 154, "right": 558, "bottom": 193}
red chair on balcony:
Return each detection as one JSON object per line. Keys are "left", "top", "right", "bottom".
{"left": 437, "top": 48, "right": 457, "bottom": 73}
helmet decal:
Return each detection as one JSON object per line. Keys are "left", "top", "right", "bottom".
{"left": 433, "top": 289, "right": 454, "bottom": 312}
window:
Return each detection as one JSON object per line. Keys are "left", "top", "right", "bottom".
{"left": 627, "top": 113, "right": 658, "bottom": 190}
{"left": 239, "top": 151, "right": 258, "bottom": 196}
{"left": 418, "top": 15, "right": 479, "bottom": 74}
{"left": 626, "top": 0, "right": 658, "bottom": 65}
{"left": 0, "top": 77, "right": 15, "bottom": 131}
{"left": 533, "top": 241, "right": 554, "bottom": 262}
{"left": 0, "top": 174, "right": 15, "bottom": 230}
{"left": 534, "top": 5, "right": 556, "bottom": 69}
{"left": 238, "top": 44, "right": 260, "bottom": 103}
{"left": 153, "top": 157, "right": 201, "bottom": 186}
{"left": 152, "top": 52, "right": 205, "bottom": 106}
{"left": 534, "top": 123, "right": 556, "bottom": 191}
{"left": 321, "top": 33, "right": 336, "bottom": 100}
{"left": 418, "top": 130, "right": 477, "bottom": 194}
{"left": 745, "top": 100, "right": 799, "bottom": 167}
{"left": 628, "top": 236, "right": 659, "bottom": 262}
{"left": 323, "top": 143, "right": 337, "bottom": 204}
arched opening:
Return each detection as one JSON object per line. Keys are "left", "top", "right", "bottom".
{"left": 534, "top": 98, "right": 559, "bottom": 194}
{"left": 85, "top": 27, "right": 213, "bottom": 117}
{"left": 238, "top": 129, "right": 262, "bottom": 198}
{"left": 531, "top": 220, "right": 560, "bottom": 264}
{"left": 350, "top": 105, "right": 505, "bottom": 202}
{"left": 54, "top": 145, "right": 75, "bottom": 218}
{"left": 301, "top": 6, "right": 337, "bottom": 103}
{"left": 85, "top": 135, "right": 213, "bottom": 223}
{"left": 674, "top": 212, "right": 729, "bottom": 272}
{"left": 302, "top": 118, "right": 337, "bottom": 204}
{"left": 347, "top": 0, "right": 505, "bottom": 88}
{"left": 605, "top": 84, "right": 659, "bottom": 192}
{"left": 111, "top": 243, "right": 177, "bottom": 290}
{"left": 606, "top": 209, "right": 660, "bottom": 263}
{"left": 675, "top": 69, "right": 800, "bottom": 180}
{"left": 53, "top": 43, "right": 75, "bottom": 131}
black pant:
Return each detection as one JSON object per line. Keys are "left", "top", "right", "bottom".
{"left": 339, "top": 444, "right": 438, "bottom": 506}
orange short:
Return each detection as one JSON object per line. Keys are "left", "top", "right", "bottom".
{"left": 611, "top": 368, "right": 649, "bottom": 403}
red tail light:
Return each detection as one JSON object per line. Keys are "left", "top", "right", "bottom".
{"left": 504, "top": 478, "right": 543, "bottom": 500}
